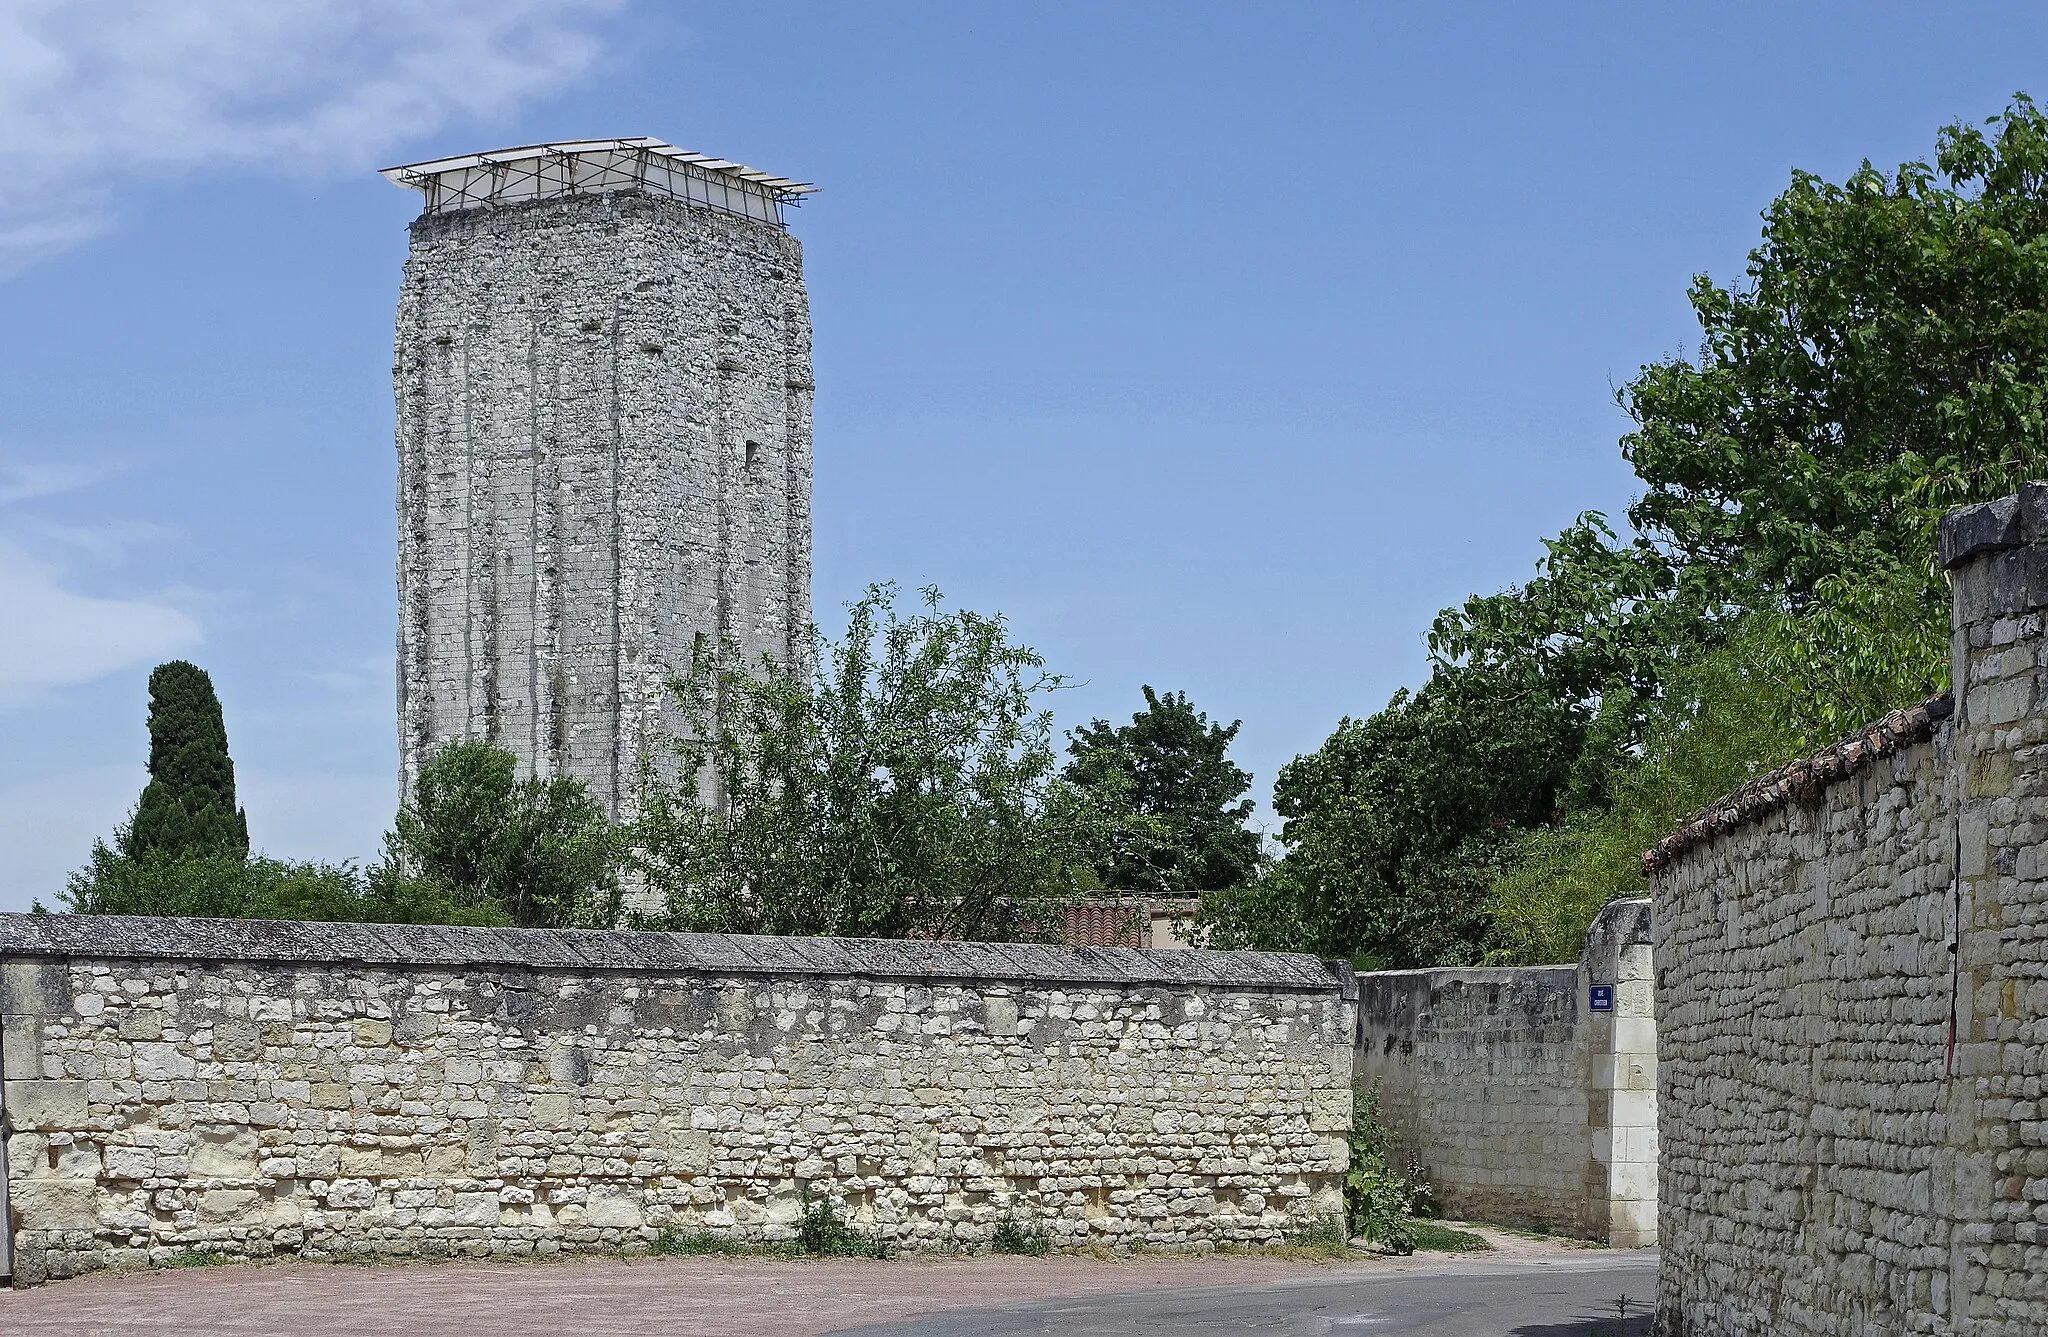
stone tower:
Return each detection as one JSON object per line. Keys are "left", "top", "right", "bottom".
{"left": 386, "top": 139, "right": 815, "bottom": 813}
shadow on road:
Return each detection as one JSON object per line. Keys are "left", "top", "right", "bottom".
{"left": 1507, "top": 1317, "right": 1651, "bottom": 1337}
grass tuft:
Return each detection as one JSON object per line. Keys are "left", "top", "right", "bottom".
{"left": 1282, "top": 1216, "right": 1354, "bottom": 1258}
{"left": 1406, "top": 1221, "right": 1491, "bottom": 1252}
{"left": 653, "top": 1228, "right": 753, "bottom": 1257}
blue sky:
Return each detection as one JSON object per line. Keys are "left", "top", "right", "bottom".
{"left": 2, "top": 2, "right": 2044, "bottom": 911}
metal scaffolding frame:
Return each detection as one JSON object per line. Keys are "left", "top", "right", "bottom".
{"left": 382, "top": 138, "right": 816, "bottom": 227}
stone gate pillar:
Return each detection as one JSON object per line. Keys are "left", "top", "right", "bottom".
{"left": 1937, "top": 483, "right": 2048, "bottom": 1330}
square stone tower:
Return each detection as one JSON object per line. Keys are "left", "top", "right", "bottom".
{"left": 385, "top": 139, "right": 815, "bottom": 813}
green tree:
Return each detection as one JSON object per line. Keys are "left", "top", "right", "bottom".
{"left": 1483, "top": 624, "right": 1803, "bottom": 964}
{"left": 62, "top": 846, "right": 506, "bottom": 926}
{"left": 1199, "top": 665, "right": 1582, "bottom": 968}
{"left": 1064, "top": 686, "right": 1260, "bottom": 898}
{"left": 1234, "top": 96, "right": 2048, "bottom": 967}
{"left": 1434, "top": 96, "right": 2048, "bottom": 751}
{"left": 632, "top": 584, "right": 1112, "bottom": 941}
{"left": 387, "top": 740, "right": 621, "bottom": 929}
{"left": 125, "top": 661, "right": 249, "bottom": 860}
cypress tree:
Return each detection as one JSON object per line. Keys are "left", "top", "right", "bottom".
{"left": 124, "top": 661, "right": 250, "bottom": 860}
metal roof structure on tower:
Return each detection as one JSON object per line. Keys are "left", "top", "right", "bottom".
{"left": 382, "top": 138, "right": 817, "bottom": 228}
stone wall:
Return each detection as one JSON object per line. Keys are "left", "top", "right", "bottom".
{"left": 1350, "top": 898, "right": 1655, "bottom": 1246}
{"left": 1649, "top": 486, "right": 2048, "bottom": 1337}
{"left": 394, "top": 178, "right": 813, "bottom": 816}
{"left": 0, "top": 916, "right": 1351, "bottom": 1286}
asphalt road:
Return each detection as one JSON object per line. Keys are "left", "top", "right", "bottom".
{"left": 824, "top": 1253, "right": 1659, "bottom": 1337}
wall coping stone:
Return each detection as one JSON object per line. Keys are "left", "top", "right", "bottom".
{"left": 1939, "top": 481, "right": 2048, "bottom": 568}
{"left": 1640, "top": 693, "right": 1952, "bottom": 874}
{"left": 0, "top": 914, "right": 1339, "bottom": 992}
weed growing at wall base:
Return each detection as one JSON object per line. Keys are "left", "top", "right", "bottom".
{"left": 652, "top": 1228, "right": 754, "bottom": 1257}
{"left": 1345, "top": 1079, "right": 1416, "bottom": 1254}
{"left": 990, "top": 1214, "right": 1052, "bottom": 1256}
{"left": 796, "top": 1191, "right": 890, "bottom": 1258}
{"left": 1281, "top": 1217, "right": 1353, "bottom": 1258}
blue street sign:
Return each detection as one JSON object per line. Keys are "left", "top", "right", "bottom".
{"left": 1589, "top": 985, "right": 1615, "bottom": 1013}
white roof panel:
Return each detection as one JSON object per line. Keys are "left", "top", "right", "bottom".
{"left": 381, "top": 138, "right": 816, "bottom": 227}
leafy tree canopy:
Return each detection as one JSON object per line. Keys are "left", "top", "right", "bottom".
{"left": 1234, "top": 96, "right": 2048, "bottom": 966}
{"left": 67, "top": 666, "right": 613, "bottom": 929}
{"left": 1199, "top": 665, "right": 1581, "bottom": 967}
{"left": 632, "top": 584, "right": 1115, "bottom": 941}
{"left": 62, "top": 845, "right": 505, "bottom": 926}
{"left": 1435, "top": 96, "right": 2048, "bottom": 745}
{"left": 387, "top": 739, "right": 621, "bottom": 929}
{"left": 1065, "top": 686, "right": 1260, "bottom": 898}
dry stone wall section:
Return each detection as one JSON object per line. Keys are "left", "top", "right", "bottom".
{"left": 0, "top": 918, "right": 1350, "bottom": 1286}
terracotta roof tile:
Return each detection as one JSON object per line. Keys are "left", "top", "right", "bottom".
{"left": 1641, "top": 692, "right": 1953, "bottom": 874}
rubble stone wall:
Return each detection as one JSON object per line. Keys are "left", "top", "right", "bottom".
{"left": 0, "top": 917, "right": 1351, "bottom": 1286}
{"left": 394, "top": 188, "right": 813, "bottom": 816}
{"left": 1351, "top": 899, "right": 1656, "bottom": 1246}
{"left": 1650, "top": 485, "right": 2048, "bottom": 1337}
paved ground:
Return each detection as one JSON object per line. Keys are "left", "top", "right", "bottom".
{"left": 0, "top": 1234, "right": 1655, "bottom": 1337}
{"left": 827, "top": 1254, "right": 1658, "bottom": 1335}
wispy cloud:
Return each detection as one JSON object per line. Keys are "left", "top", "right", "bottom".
{"left": 0, "top": 0, "right": 622, "bottom": 268}
{"left": 0, "top": 457, "right": 118, "bottom": 504}
{"left": 0, "top": 537, "right": 201, "bottom": 704}
{"left": 0, "top": 449, "right": 200, "bottom": 702}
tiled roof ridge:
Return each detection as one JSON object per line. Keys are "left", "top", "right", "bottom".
{"left": 1641, "top": 691, "right": 1954, "bottom": 874}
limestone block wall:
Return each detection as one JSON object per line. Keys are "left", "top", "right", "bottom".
{"left": 1350, "top": 898, "right": 1655, "bottom": 1244}
{"left": 1648, "top": 485, "right": 2048, "bottom": 1337}
{"left": 0, "top": 916, "right": 1350, "bottom": 1287}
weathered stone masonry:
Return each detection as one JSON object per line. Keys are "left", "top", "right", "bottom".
{"left": 391, "top": 142, "right": 814, "bottom": 816}
{"left": 1649, "top": 486, "right": 2048, "bottom": 1336}
{"left": 1352, "top": 897, "right": 1657, "bottom": 1247}
{"left": 0, "top": 916, "right": 1351, "bottom": 1285}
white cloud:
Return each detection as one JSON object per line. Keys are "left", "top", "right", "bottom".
{"left": 0, "top": 537, "right": 201, "bottom": 704}
{"left": 0, "top": 0, "right": 622, "bottom": 267}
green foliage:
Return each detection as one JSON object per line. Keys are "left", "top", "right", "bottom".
{"left": 652, "top": 1227, "right": 748, "bottom": 1256}
{"left": 1229, "top": 98, "right": 2048, "bottom": 966}
{"left": 794, "top": 1190, "right": 888, "bottom": 1258}
{"left": 1065, "top": 686, "right": 1261, "bottom": 897}
{"left": 633, "top": 584, "right": 1114, "bottom": 941}
{"left": 62, "top": 844, "right": 504, "bottom": 925}
{"left": 1282, "top": 1216, "right": 1352, "bottom": 1256}
{"left": 388, "top": 740, "right": 622, "bottom": 929}
{"left": 1407, "top": 1220, "right": 1490, "bottom": 1253}
{"left": 69, "top": 686, "right": 606, "bottom": 928}
{"left": 1199, "top": 666, "right": 1580, "bottom": 966}
{"left": 1484, "top": 629, "right": 1801, "bottom": 962}
{"left": 990, "top": 1213, "right": 1052, "bottom": 1256}
{"left": 1344, "top": 1080, "right": 1416, "bottom": 1255}
{"left": 1436, "top": 95, "right": 2048, "bottom": 726}
{"left": 126, "top": 661, "right": 248, "bottom": 861}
